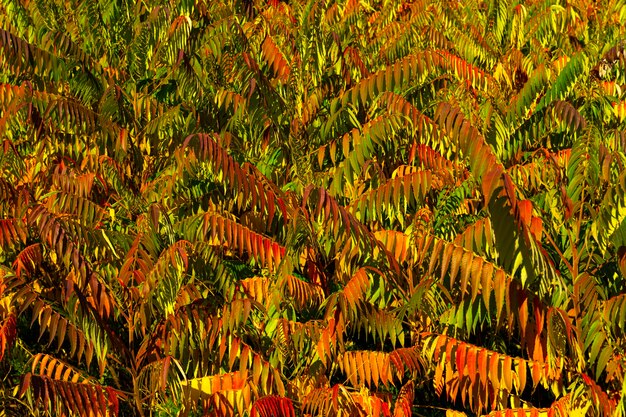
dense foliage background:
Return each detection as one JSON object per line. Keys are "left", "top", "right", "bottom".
{"left": 1, "top": 0, "right": 626, "bottom": 415}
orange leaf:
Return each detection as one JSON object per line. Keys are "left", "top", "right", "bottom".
{"left": 489, "top": 353, "right": 500, "bottom": 391}
{"left": 466, "top": 346, "right": 477, "bottom": 384}
{"left": 517, "top": 199, "right": 532, "bottom": 227}
{"left": 456, "top": 343, "right": 467, "bottom": 376}
{"left": 502, "top": 356, "right": 513, "bottom": 392}
{"left": 477, "top": 348, "right": 488, "bottom": 386}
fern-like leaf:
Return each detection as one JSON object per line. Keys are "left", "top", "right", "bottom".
{"left": 424, "top": 333, "right": 561, "bottom": 413}
{"left": 251, "top": 395, "right": 296, "bottom": 417}
{"left": 20, "top": 373, "right": 119, "bottom": 417}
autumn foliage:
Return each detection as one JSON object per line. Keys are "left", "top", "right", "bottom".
{"left": 1, "top": 0, "right": 626, "bottom": 416}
